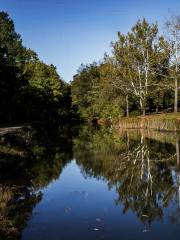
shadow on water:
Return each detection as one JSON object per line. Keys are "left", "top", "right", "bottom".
{"left": 0, "top": 123, "right": 77, "bottom": 239}
{"left": 1, "top": 124, "right": 180, "bottom": 239}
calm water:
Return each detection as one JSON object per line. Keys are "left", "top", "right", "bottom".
{"left": 1, "top": 125, "right": 180, "bottom": 239}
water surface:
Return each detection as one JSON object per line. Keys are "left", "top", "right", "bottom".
{"left": 1, "top": 125, "right": 180, "bottom": 239}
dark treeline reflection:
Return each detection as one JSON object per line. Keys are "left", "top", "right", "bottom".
{"left": 0, "top": 124, "right": 76, "bottom": 239}
{"left": 74, "top": 126, "right": 180, "bottom": 228}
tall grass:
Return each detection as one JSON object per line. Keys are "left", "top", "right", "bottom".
{"left": 116, "top": 113, "right": 180, "bottom": 132}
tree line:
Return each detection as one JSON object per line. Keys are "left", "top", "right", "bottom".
{"left": 71, "top": 15, "right": 180, "bottom": 119}
{"left": 0, "top": 11, "right": 78, "bottom": 124}
{"left": 1, "top": 11, "right": 180, "bottom": 124}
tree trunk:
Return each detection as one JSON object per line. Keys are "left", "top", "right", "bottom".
{"left": 142, "top": 97, "right": 146, "bottom": 116}
{"left": 126, "top": 95, "right": 129, "bottom": 117}
{"left": 156, "top": 94, "right": 159, "bottom": 114}
{"left": 140, "top": 104, "right": 146, "bottom": 116}
{"left": 174, "top": 76, "right": 178, "bottom": 113}
{"left": 142, "top": 108, "right": 146, "bottom": 116}
{"left": 141, "top": 100, "right": 146, "bottom": 116}
{"left": 176, "top": 138, "right": 180, "bottom": 168}
{"left": 156, "top": 106, "right": 159, "bottom": 114}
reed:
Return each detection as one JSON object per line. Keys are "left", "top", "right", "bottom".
{"left": 116, "top": 113, "right": 180, "bottom": 132}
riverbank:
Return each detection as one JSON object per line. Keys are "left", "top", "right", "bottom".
{"left": 115, "top": 113, "right": 180, "bottom": 132}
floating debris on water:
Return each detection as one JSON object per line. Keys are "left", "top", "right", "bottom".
{"left": 94, "top": 228, "right": 99, "bottom": 231}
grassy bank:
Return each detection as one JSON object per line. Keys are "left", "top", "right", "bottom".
{"left": 115, "top": 113, "right": 180, "bottom": 132}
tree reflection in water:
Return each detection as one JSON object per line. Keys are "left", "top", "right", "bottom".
{"left": 1, "top": 124, "right": 180, "bottom": 238}
{"left": 74, "top": 126, "right": 180, "bottom": 229}
{"left": 0, "top": 124, "right": 75, "bottom": 239}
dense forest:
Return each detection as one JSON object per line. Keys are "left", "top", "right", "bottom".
{"left": 71, "top": 16, "right": 180, "bottom": 120}
{"left": 0, "top": 11, "right": 78, "bottom": 125}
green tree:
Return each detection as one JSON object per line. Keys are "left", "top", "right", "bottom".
{"left": 0, "top": 11, "right": 75, "bottom": 124}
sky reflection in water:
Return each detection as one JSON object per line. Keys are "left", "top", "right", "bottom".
{"left": 0, "top": 126, "right": 180, "bottom": 239}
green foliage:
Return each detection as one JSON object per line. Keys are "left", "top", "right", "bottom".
{"left": 71, "top": 17, "right": 178, "bottom": 119}
{"left": 71, "top": 61, "right": 124, "bottom": 119}
{"left": 0, "top": 11, "right": 78, "bottom": 124}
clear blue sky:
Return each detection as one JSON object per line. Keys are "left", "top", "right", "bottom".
{"left": 1, "top": 0, "right": 180, "bottom": 82}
